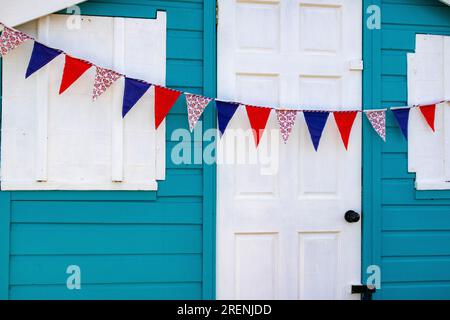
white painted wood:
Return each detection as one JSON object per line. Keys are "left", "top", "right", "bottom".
{"left": 408, "top": 35, "right": 450, "bottom": 190}
{"left": 34, "top": 16, "right": 51, "bottom": 182}
{"left": 217, "top": 0, "right": 362, "bottom": 300}
{"left": 1, "top": 13, "right": 167, "bottom": 190}
{"left": 111, "top": 18, "right": 126, "bottom": 182}
{"left": 155, "top": 11, "right": 168, "bottom": 181}
{"left": 0, "top": 0, "right": 87, "bottom": 27}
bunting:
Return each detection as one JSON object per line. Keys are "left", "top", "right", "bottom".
{"left": 246, "top": 106, "right": 272, "bottom": 147}
{"left": 186, "top": 94, "right": 212, "bottom": 132}
{"left": 92, "top": 66, "right": 121, "bottom": 101}
{"left": 365, "top": 110, "right": 386, "bottom": 141}
{"left": 0, "top": 20, "right": 448, "bottom": 153}
{"left": 419, "top": 104, "right": 436, "bottom": 132}
{"left": 0, "top": 26, "right": 31, "bottom": 56}
{"left": 216, "top": 100, "right": 239, "bottom": 136}
{"left": 25, "top": 42, "right": 62, "bottom": 78}
{"left": 334, "top": 111, "right": 358, "bottom": 150}
{"left": 303, "top": 111, "right": 329, "bottom": 151}
{"left": 122, "top": 77, "right": 151, "bottom": 117}
{"left": 155, "top": 86, "right": 182, "bottom": 129}
{"left": 59, "top": 55, "right": 92, "bottom": 94}
{"left": 276, "top": 110, "right": 297, "bottom": 144}
{"left": 392, "top": 108, "right": 410, "bottom": 140}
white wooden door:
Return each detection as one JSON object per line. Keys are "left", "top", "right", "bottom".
{"left": 217, "top": 0, "right": 362, "bottom": 300}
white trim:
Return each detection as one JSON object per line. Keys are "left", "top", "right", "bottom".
{"left": 1, "top": 180, "right": 158, "bottom": 190}
{"left": 111, "top": 18, "right": 125, "bottom": 182}
{"left": 34, "top": 16, "right": 51, "bottom": 182}
{"left": 0, "top": 0, "right": 87, "bottom": 27}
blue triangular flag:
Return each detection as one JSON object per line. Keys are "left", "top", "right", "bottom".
{"left": 303, "top": 111, "right": 330, "bottom": 151}
{"left": 122, "top": 77, "right": 151, "bottom": 117}
{"left": 25, "top": 42, "right": 62, "bottom": 78}
{"left": 391, "top": 108, "right": 410, "bottom": 140}
{"left": 216, "top": 100, "right": 239, "bottom": 136}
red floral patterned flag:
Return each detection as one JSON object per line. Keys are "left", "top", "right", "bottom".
{"left": 276, "top": 110, "right": 297, "bottom": 144}
{"left": 185, "top": 93, "right": 212, "bottom": 132}
{"left": 0, "top": 26, "right": 31, "bottom": 56}
{"left": 92, "top": 66, "right": 121, "bottom": 101}
{"left": 365, "top": 109, "right": 386, "bottom": 141}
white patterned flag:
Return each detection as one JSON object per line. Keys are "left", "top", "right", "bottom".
{"left": 0, "top": 26, "right": 31, "bottom": 56}
{"left": 185, "top": 93, "right": 212, "bottom": 132}
{"left": 276, "top": 110, "right": 297, "bottom": 143}
{"left": 365, "top": 109, "right": 386, "bottom": 141}
{"left": 92, "top": 66, "right": 121, "bottom": 101}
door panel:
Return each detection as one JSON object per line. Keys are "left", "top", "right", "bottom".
{"left": 217, "top": 0, "right": 362, "bottom": 300}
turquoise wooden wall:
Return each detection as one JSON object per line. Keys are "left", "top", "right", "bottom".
{"left": 0, "top": 0, "right": 216, "bottom": 300}
{"left": 363, "top": 0, "right": 450, "bottom": 299}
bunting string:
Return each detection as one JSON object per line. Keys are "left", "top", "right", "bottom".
{"left": 0, "top": 22, "right": 449, "bottom": 150}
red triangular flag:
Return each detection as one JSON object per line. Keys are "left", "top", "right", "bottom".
{"left": 419, "top": 104, "right": 436, "bottom": 132}
{"left": 155, "top": 86, "right": 182, "bottom": 129}
{"left": 59, "top": 55, "right": 92, "bottom": 94}
{"left": 245, "top": 105, "right": 272, "bottom": 147}
{"left": 334, "top": 111, "right": 358, "bottom": 150}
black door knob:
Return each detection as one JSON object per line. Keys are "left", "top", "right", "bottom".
{"left": 345, "top": 210, "right": 360, "bottom": 223}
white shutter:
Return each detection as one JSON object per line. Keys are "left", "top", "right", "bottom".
{"left": 408, "top": 34, "right": 450, "bottom": 190}
{"left": 1, "top": 13, "right": 167, "bottom": 190}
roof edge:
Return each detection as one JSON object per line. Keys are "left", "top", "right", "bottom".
{"left": 0, "top": 0, "right": 87, "bottom": 27}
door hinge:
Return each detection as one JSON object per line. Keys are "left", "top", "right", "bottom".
{"left": 216, "top": 1, "right": 219, "bottom": 27}
{"left": 352, "top": 285, "right": 376, "bottom": 300}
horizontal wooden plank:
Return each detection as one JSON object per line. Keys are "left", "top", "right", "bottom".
{"left": 10, "top": 254, "right": 202, "bottom": 285}
{"left": 167, "top": 59, "right": 203, "bottom": 88}
{"left": 381, "top": 153, "right": 414, "bottom": 179}
{"left": 382, "top": 29, "right": 416, "bottom": 51}
{"left": 381, "top": 76, "right": 407, "bottom": 102}
{"left": 383, "top": 206, "right": 450, "bottom": 231}
{"left": 381, "top": 180, "right": 416, "bottom": 204}
{"left": 381, "top": 128, "right": 407, "bottom": 152}
{"left": 380, "top": 282, "right": 450, "bottom": 300}
{"left": 11, "top": 224, "right": 202, "bottom": 255}
{"left": 10, "top": 282, "right": 202, "bottom": 300}
{"left": 158, "top": 171, "right": 203, "bottom": 197}
{"left": 10, "top": 191, "right": 157, "bottom": 201}
{"left": 382, "top": 231, "right": 450, "bottom": 256}
{"left": 382, "top": 50, "right": 408, "bottom": 76}
{"left": 79, "top": 1, "right": 203, "bottom": 31}
{"left": 381, "top": 180, "right": 450, "bottom": 205}
{"left": 383, "top": 3, "right": 450, "bottom": 28}
{"left": 415, "top": 190, "right": 450, "bottom": 200}
{"left": 166, "top": 142, "right": 203, "bottom": 169}
{"left": 382, "top": 256, "right": 450, "bottom": 283}
{"left": 11, "top": 201, "right": 202, "bottom": 224}
{"left": 167, "top": 30, "right": 203, "bottom": 60}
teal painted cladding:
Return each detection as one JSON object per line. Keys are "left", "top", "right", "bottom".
{"left": 363, "top": 0, "right": 450, "bottom": 300}
{"left": 0, "top": 0, "right": 216, "bottom": 300}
